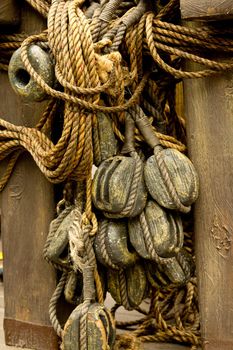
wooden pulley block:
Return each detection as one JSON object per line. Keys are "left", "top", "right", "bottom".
{"left": 63, "top": 303, "right": 115, "bottom": 350}
{"left": 94, "top": 219, "right": 139, "bottom": 269}
{"left": 8, "top": 44, "right": 54, "bottom": 101}
{"left": 92, "top": 155, "right": 147, "bottom": 218}
{"left": 107, "top": 263, "right": 148, "bottom": 309}
{"left": 93, "top": 112, "right": 118, "bottom": 166}
{"left": 62, "top": 266, "right": 115, "bottom": 350}
{"left": 161, "top": 249, "right": 195, "bottom": 285}
{"left": 92, "top": 114, "right": 147, "bottom": 218}
{"left": 133, "top": 106, "right": 199, "bottom": 213}
{"left": 144, "top": 147, "right": 199, "bottom": 212}
{"left": 128, "top": 199, "right": 183, "bottom": 259}
{"left": 45, "top": 207, "right": 82, "bottom": 269}
{"left": 146, "top": 249, "right": 195, "bottom": 287}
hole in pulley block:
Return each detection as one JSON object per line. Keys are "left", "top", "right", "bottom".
{"left": 15, "top": 69, "right": 30, "bottom": 87}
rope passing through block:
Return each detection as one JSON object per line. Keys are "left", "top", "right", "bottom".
{"left": 1, "top": 0, "right": 233, "bottom": 349}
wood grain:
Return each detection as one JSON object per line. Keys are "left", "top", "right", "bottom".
{"left": 184, "top": 28, "right": 233, "bottom": 349}
{"left": 4, "top": 319, "right": 58, "bottom": 349}
{"left": 0, "top": 3, "right": 56, "bottom": 350}
{"left": 0, "top": 0, "right": 20, "bottom": 26}
{"left": 180, "top": 0, "right": 233, "bottom": 20}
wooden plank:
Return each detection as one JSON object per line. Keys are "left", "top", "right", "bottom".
{"left": 4, "top": 319, "right": 58, "bottom": 349}
{"left": 183, "top": 29, "right": 233, "bottom": 350}
{"left": 0, "top": 3, "right": 57, "bottom": 350}
{"left": 0, "top": 0, "right": 20, "bottom": 27}
{"left": 180, "top": 0, "right": 233, "bottom": 20}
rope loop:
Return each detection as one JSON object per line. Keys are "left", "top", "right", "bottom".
{"left": 81, "top": 212, "right": 98, "bottom": 237}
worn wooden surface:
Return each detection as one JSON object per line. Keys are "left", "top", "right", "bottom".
{"left": 0, "top": 3, "right": 58, "bottom": 350}
{"left": 180, "top": 0, "right": 233, "bottom": 20}
{"left": 184, "top": 35, "right": 233, "bottom": 349}
{"left": 0, "top": 0, "right": 20, "bottom": 27}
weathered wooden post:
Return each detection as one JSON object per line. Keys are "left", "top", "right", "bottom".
{"left": 180, "top": 0, "right": 233, "bottom": 20}
{"left": 0, "top": 3, "right": 58, "bottom": 349}
{"left": 0, "top": 0, "right": 20, "bottom": 27}
{"left": 180, "top": 1, "right": 233, "bottom": 349}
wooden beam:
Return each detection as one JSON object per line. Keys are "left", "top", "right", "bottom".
{"left": 180, "top": 0, "right": 233, "bottom": 20}
{"left": 183, "top": 25, "right": 233, "bottom": 350}
{"left": 0, "top": 3, "right": 58, "bottom": 350}
{"left": 0, "top": 0, "right": 20, "bottom": 27}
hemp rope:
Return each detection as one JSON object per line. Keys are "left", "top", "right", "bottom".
{"left": 1, "top": 0, "right": 233, "bottom": 349}
{"left": 98, "top": 220, "right": 119, "bottom": 270}
{"left": 49, "top": 271, "right": 68, "bottom": 338}
{"left": 153, "top": 145, "right": 191, "bottom": 213}
{"left": 120, "top": 151, "right": 143, "bottom": 217}
{"left": 118, "top": 269, "right": 133, "bottom": 311}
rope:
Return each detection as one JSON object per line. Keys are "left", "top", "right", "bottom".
{"left": 153, "top": 146, "right": 191, "bottom": 213}
{"left": 145, "top": 12, "right": 233, "bottom": 78}
{"left": 127, "top": 279, "right": 201, "bottom": 349}
{"left": 114, "top": 333, "right": 142, "bottom": 350}
{"left": 98, "top": 220, "right": 119, "bottom": 270}
{"left": 25, "top": 0, "right": 50, "bottom": 18}
{"left": 119, "top": 151, "right": 143, "bottom": 217}
{"left": 81, "top": 214, "right": 104, "bottom": 304}
{"left": 2, "top": 0, "right": 233, "bottom": 349}
{"left": 79, "top": 301, "right": 91, "bottom": 350}
{"left": 49, "top": 271, "right": 68, "bottom": 337}
{"left": 118, "top": 269, "right": 133, "bottom": 311}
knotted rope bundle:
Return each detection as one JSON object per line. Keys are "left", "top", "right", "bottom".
{"left": 1, "top": 0, "right": 233, "bottom": 350}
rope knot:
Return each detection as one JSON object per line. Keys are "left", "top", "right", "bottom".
{"left": 95, "top": 53, "right": 115, "bottom": 84}
{"left": 82, "top": 212, "right": 98, "bottom": 236}
{"left": 113, "top": 334, "right": 142, "bottom": 350}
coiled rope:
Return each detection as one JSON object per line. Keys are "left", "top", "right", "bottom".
{"left": 1, "top": 0, "right": 233, "bottom": 349}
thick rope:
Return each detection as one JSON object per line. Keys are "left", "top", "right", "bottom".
{"left": 118, "top": 270, "right": 133, "bottom": 311}
{"left": 49, "top": 271, "right": 68, "bottom": 337}
{"left": 98, "top": 220, "right": 119, "bottom": 270}
{"left": 120, "top": 151, "right": 143, "bottom": 217}
{"left": 153, "top": 146, "right": 191, "bottom": 213}
{"left": 3, "top": 0, "right": 233, "bottom": 349}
